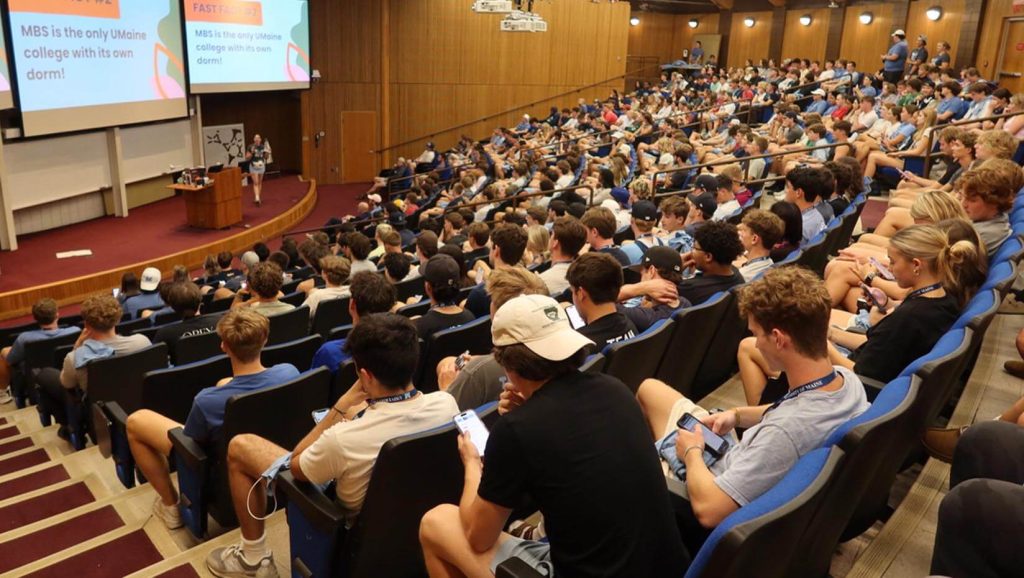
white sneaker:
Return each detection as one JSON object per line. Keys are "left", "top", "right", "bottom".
{"left": 206, "top": 544, "right": 279, "bottom": 578}
{"left": 0, "top": 387, "right": 12, "bottom": 404}
{"left": 1000, "top": 291, "right": 1024, "bottom": 315}
{"left": 152, "top": 497, "right": 182, "bottom": 530}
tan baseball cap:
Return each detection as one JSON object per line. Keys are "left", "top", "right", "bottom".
{"left": 492, "top": 295, "right": 593, "bottom": 361}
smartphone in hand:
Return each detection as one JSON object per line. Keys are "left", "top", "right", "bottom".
{"left": 454, "top": 410, "right": 490, "bottom": 456}
{"left": 677, "top": 412, "right": 730, "bottom": 456}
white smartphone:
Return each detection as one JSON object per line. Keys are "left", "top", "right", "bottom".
{"left": 565, "top": 305, "right": 586, "bottom": 330}
{"left": 312, "top": 408, "right": 330, "bottom": 424}
{"left": 112, "top": 288, "right": 120, "bottom": 298}
{"left": 453, "top": 410, "right": 490, "bottom": 456}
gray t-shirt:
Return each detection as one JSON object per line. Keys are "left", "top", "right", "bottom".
{"left": 60, "top": 334, "right": 153, "bottom": 392}
{"left": 710, "top": 366, "right": 869, "bottom": 506}
{"left": 446, "top": 354, "right": 507, "bottom": 411}
{"left": 973, "top": 213, "right": 1011, "bottom": 258}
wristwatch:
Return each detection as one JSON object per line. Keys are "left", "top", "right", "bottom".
{"left": 863, "top": 272, "right": 876, "bottom": 286}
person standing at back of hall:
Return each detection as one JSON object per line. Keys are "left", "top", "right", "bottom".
{"left": 246, "top": 134, "right": 272, "bottom": 207}
{"left": 881, "top": 30, "right": 909, "bottom": 85}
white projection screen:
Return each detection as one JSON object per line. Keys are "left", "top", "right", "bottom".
{"left": 185, "top": 0, "right": 310, "bottom": 94}
{"left": 8, "top": 0, "right": 188, "bottom": 137}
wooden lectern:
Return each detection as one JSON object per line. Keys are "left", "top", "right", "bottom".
{"left": 169, "top": 166, "right": 243, "bottom": 229}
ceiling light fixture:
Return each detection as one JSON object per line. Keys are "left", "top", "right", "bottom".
{"left": 688, "top": 19, "right": 698, "bottom": 29}
{"left": 799, "top": 14, "right": 812, "bottom": 26}
{"left": 630, "top": 16, "right": 640, "bottom": 26}
{"left": 925, "top": 6, "right": 942, "bottom": 21}
{"left": 744, "top": 17, "right": 755, "bottom": 28}
{"left": 859, "top": 11, "right": 873, "bottom": 24}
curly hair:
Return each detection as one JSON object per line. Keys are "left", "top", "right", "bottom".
{"left": 247, "top": 262, "right": 285, "bottom": 299}
{"left": 693, "top": 220, "right": 745, "bottom": 265}
{"left": 741, "top": 209, "right": 785, "bottom": 249}
{"left": 81, "top": 295, "right": 123, "bottom": 332}
{"left": 960, "top": 159, "right": 1023, "bottom": 213}
{"left": 737, "top": 267, "right": 830, "bottom": 359}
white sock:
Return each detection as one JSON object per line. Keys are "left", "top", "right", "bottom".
{"left": 241, "top": 534, "right": 269, "bottom": 565}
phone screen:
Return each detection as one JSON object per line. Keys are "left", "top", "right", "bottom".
{"left": 677, "top": 413, "right": 730, "bottom": 456}
{"left": 869, "top": 257, "right": 894, "bottom": 281}
{"left": 112, "top": 288, "right": 120, "bottom": 298}
{"left": 311, "top": 408, "right": 329, "bottom": 424}
{"left": 565, "top": 305, "right": 586, "bottom": 330}
{"left": 454, "top": 410, "right": 490, "bottom": 456}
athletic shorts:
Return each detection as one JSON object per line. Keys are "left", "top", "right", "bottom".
{"left": 490, "top": 536, "right": 554, "bottom": 577}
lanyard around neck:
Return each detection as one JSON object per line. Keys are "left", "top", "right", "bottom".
{"left": 905, "top": 282, "right": 942, "bottom": 301}
{"left": 766, "top": 370, "right": 837, "bottom": 414}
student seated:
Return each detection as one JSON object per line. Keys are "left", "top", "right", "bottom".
{"left": 783, "top": 167, "right": 833, "bottom": 243}
{"left": 636, "top": 267, "right": 869, "bottom": 552}
{"left": 419, "top": 294, "right": 689, "bottom": 577}
{"left": 439, "top": 267, "right": 549, "bottom": 410}
{"left": 0, "top": 298, "right": 80, "bottom": 404}
{"left": 311, "top": 272, "right": 397, "bottom": 375}
{"left": 152, "top": 282, "right": 220, "bottom": 361}
{"left": 301, "top": 255, "right": 351, "bottom": 319}
{"left": 734, "top": 209, "right": 785, "bottom": 281}
{"left": 123, "top": 267, "right": 165, "bottom": 319}
{"left": 619, "top": 246, "right": 691, "bottom": 333}
{"left": 206, "top": 314, "right": 458, "bottom": 577}
{"left": 416, "top": 254, "right": 476, "bottom": 339}
{"left": 566, "top": 253, "right": 637, "bottom": 350}
{"left": 679, "top": 220, "right": 746, "bottom": 305}
{"left": 126, "top": 309, "right": 299, "bottom": 530}
{"left": 35, "top": 295, "right": 150, "bottom": 436}
{"left": 464, "top": 223, "right": 530, "bottom": 317}
{"left": 580, "top": 207, "right": 630, "bottom": 266}
{"left": 538, "top": 216, "right": 587, "bottom": 295}
{"left": 230, "top": 262, "right": 295, "bottom": 316}
{"left": 958, "top": 159, "right": 1019, "bottom": 258}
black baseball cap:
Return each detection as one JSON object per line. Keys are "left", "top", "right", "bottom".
{"left": 688, "top": 192, "right": 718, "bottom": 220}
{"left": 631, "top": 200, "right": 659, "bottom": 223}
{"left": 693, "top": 174, "right": 719, "bottom": 193}
{"left": 630, "top": 245, "right": 684, "bottom": 276}
{"left": 423, "top": 254, "right": 461, "bottom": 289}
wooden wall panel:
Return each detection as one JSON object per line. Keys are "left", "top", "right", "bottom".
{"left": 781, "top": 8, "right": 831, "bottom": 63}
{"left": 839, "top": 3, "right": 899, "bottom": 73}
{"left": 201, "top": 92, "right": 302, "bottom": 173}
{"left": 976, "top": 0, "right": 1019, "bottom": 80}
{"left": 386, "top": 0, "right": 630, "bottom": 160}
{"left": 727, "top": 11, "right": 773, "bottom": 68}
{"left": 670, "top": 14, "right": 721, "bottom": 61}
{"left": 627, "top": 12, "right": 720, "bottom": 69}
{"left": 904, "top": 0, "right": 965, "bottom": 69}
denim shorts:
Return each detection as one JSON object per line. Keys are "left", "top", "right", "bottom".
{"left": 490, "top": 536, "right": 554, "bottom": 577}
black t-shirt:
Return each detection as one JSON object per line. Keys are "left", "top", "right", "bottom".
{"left": 578, "top": 312, "right": 637, "bottom": 352}
{"left": 597, "top": 246, "right": 631, "bottom": 267}
{"left": 415, "top": 308, "right": 476, "bottom": 339}
{"left": 617, "top": 301, "right": 686, "bottom": 334}
{"left": 679, "top": 268, "right": 745, "bottom": 305}
{"left": 464, "top": 283, "right": 491, "bottom": 318}
{"left": 478, "top": 371, "right": 689, "bottom": 577}
{"left": 853, "top": 293, "right": 960, "bottom": 383}
{"left": 770, "top": 241, "right": 798, "bottom": 262}
{"left": 154, "top": 314, "right": 221, "bottom": 358}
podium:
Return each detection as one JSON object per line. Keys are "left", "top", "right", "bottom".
{"left": 169, "top": 166, "right": 243, "bottom": 229}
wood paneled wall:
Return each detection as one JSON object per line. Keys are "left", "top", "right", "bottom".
{"left": 727, "top": 11, "right": 773, "bottom": 69}
{"left": 976, "top": 0, "right": 1020, "bottom": 80}
{"left": 627, "top": 12, "right": 720, "bottom": 64}
{"left": 904, "top": 0, "right": 965, "bottom": 70}
{"left": 781, "top": 8, "right": 831, "bottom": 64}
{"left": 201, "top": 92, "right": 303, "bottom": 173}
{"left": 839, "top": 3, "right": 899, "bottom": 73}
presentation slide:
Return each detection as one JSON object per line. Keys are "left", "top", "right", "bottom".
{"left": 0, "top": 24, "right": 14, "bottom": 111}
{"left": 8, "top": 0, "right": 188, "bottom": 137}
{"left": 185, "top": 0, "right": 310, "bottom": 94}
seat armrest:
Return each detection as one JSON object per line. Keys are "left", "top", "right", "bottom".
{"left": 857, "top": 374, "right": 886, "bottom": 401}
{"left": 168, "top": 427, "right": 207, "bottom": 470}
{"left": 278, "top": 471, "right": 347, "bottom": 535}
{"left": 495, "top": 558, "right": 546, "bottom": 578}
{"left": 106, "top": 401, "right": 129, "bottom": 429}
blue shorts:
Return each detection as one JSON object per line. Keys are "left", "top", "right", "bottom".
{"left": 490, "top": 536, "right": 554, "bottom": 576}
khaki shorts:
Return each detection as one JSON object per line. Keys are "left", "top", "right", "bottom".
{"left": 663, "top": 396, "right": 711, "bottom": 438}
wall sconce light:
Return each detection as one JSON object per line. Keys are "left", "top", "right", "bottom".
{"left": 925, "top": 6, "right": 942, "bottom": 21}
{"left": 859, "top": 11, "right": 873, "bottom": 24}
{"left": 743, "top": 17, "right": 755, "bottom": 28}
{"left": 630, "top": 16, "right": 640, "bottom": 26}
{"left": 688, "top": 19, "right": 698, "bottom": 29}
{"left": 799, "top": 15, "right": 812, "bottom": 26}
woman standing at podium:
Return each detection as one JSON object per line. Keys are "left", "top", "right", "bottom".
{"left": 246, "top": 134, "right": 272, "bottom": 206}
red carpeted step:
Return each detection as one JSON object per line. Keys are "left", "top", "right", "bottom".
{"left": 24, "top": 528, "right": 163, "bottom": 578}
{"left": 0, "top": 447, "right": 49, "bottom": 476}
{"left": 155, "top": 564, "right": 202, "bottom": 578}
{"left": 0, "top": 437, "right": 33, "bottom": 456}
{"left": 0, "top": 505, "right": 123, "bottom": 573}
{"left": 0, "top": 481, "right": 93, "bottom": 532}
{"left": 0, "top": 417, "right": 7, "bottom": 425}
{"left": 0, "top": 465, "right": 70, "bottom": 501}
{"left": 0, "top": 425, "right": 19, "bottom": 439}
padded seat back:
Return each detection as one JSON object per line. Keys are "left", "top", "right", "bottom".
{"left": 116, "top": 317, "right": 151, "bottom": 336}
{"left": 261, "top": 335, "right": 323, "bottom": 372}
{"left": 142, "top": 355, "right": 233, "bottom": 423}
{"left": 87, "top": 343, "right": 170, "bottom": 414}
{"left": 175, "top": 331, "right": 223, "bottom": 365}
{"left": 311, "top": 297, "right": 352, "bottom": 339}
{"left": 394, "top": 276, "right": 426, "bottom": 303}
{"left": 23, "top": 330, "right": 81, "bottom": 372}
{"left": 418, "top": 316, "right": 493, "bottom": 393}
{"left": 267, "top": 306, "right": 311, "bottom": 346}
{"left": 656, "top": 292, "right": 731, "bottom": 397}
{"left": 911, "top": 327, "right": 973, "bottom": 428}
{"left": 692, "top": 289, "right": 749, "bottom": 399}
{"left": 685, "top": 447, "right": 843, "bottom": 578}
{"left": 603, "top": 318, "right": 675, "bottom": 393}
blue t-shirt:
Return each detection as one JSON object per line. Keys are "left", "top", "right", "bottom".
{"left": 182, "top": 364, "right": 300, "bottom": 444}
{"left": 936, "top": 97, "right": 966, "bottom": 118}
{"left": 884, "top": 41, "right": 909, "bottom": 72}
{"left": 801, "top": 205, "right": 826, "bottom": 244}
{"left": 860, "top": 85, "right": 878, "bottom": 98}
{"left": 464, "top": 283, "right": 491, "bottom": 318}
{"left": 6, "top": 326, "right": 80, "bottom": 366}
{"left": 806, "top": 100, "right": 828, "bottom": 115}
{"left": 665, "top": 230, "right": 694, "bottom": 254}
{"left": 123, "top": 291, "right": 165, "bottom": 319}
{"left": 311, "top": 339, "right": 352, "bottom": 375}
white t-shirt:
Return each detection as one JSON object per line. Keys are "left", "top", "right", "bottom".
{"left": 302, "top": 286, "right": 350, "bottom": 319}
{"left": 538, "top": 261, "right": 572, "bottom": 295}
{"left": 713, "top": 199, "right": 741, "bottom": 221}
{"left": 299, "top": 391, "right": 460, "bottom": 522}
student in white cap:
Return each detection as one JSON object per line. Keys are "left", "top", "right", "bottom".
{"left": 882, "top": 29, "right": 909, "bottom": 84}
{"left": 123, "top": 266, "right": 165, "bottom": 319}
{"left": 419, "top": 294, "right": 689, "bottom": 577}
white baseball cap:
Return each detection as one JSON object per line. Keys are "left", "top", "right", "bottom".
{"left": 812, "top": 88, "right": 826, "bottom": 96}
{"left": 140, "top": 267, "right": 161, "bottom": 291}
{"left": 893, "top": 29, "right": 906, "bottom": 37}
{"left": 492, "top": 295, "right": 593, "bottom": 361}
{"left": 367, "top": 193, "right": 382, "bottom": 204}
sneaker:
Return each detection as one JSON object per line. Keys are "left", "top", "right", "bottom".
{"left": 0, "top": 387, "right": 12, "bottom": 404}
{"left": 922, "top": 426, "right": 967, "bottom": 463}
{"left": 1005, "top": 360, "right": 1024, "bottom": 379}
{"left": 152, "top": 497, "right": 183, "bottom": 530}
{"left": 207, "top": 544, "right": 278, "bottom": 578}
{"left": 999, "top": 291, "right": 1024, "bottom": 314}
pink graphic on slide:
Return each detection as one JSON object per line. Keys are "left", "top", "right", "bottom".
{"left": 285, "top": 42, "right": 310, "bottom": 82}
{"left": 152, "top": 43, "right": 185, "bottom": 99}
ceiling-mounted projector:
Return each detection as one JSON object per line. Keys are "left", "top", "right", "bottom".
{"left": 500, "top": 10, "right": 547, "bottom": 32}
{"left": 473, "top": 0, "right": 513, "bottom": 13}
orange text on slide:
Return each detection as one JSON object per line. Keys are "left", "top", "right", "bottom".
{"left": 186, "top": 0, "right": 263, "bottom": 26}
{"left": 9, "top": 0, "right": 121, "bottom": 19}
